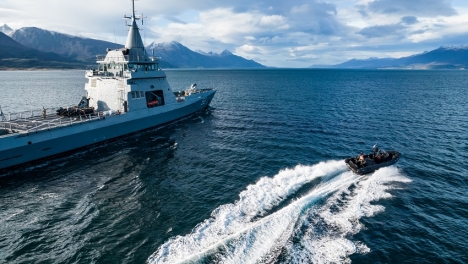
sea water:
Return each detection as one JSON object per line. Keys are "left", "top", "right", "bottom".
{"left": 0, "top": 69, "right": 467, "bottom": 263}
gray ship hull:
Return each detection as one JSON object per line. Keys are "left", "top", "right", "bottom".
{"left": 0, "top": 91, "right": 215, "bottom": 172}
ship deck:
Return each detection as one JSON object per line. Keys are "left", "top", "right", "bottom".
{"left": 0, "top": 107, "right": 105, "bottom": 136}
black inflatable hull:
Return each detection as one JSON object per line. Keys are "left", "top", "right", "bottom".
{"left": 345, "top": 150, "right": 400, "bottom": 175}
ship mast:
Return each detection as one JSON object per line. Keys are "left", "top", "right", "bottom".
{"left": 124, "top": 0, "right": 146, "bottom": 53}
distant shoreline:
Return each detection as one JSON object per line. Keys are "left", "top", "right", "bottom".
{"left": 1, "top": 66, "right": 466, "bottom": 71}
{"left": 0, "top": 68, "right": 85, "bottom": 71}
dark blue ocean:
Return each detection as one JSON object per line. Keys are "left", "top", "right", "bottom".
{"left": 0, "top": 69, "right": 467, "bottom": 264}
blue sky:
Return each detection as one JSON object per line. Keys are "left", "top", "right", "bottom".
{"left": 1, "top": 0, "right": 468, "bottom": 67}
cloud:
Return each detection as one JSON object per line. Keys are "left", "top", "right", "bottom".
{"left": 164, "top": 16, "right": 188, "bottom": 25}
{"left": 358, "top": 24, "right": 406, "bottom": 38}
{"left": 356, "top": 5, "right": 369, "bottom": 18}
{"left": 257, "top": 15, "right": 289, "bottom": 29}
{"left": 367, "top": 0, "right": 457, "bottom": 17}
{"left": 150, "top": 1, "right": 347, "bottom": 48}
{"left": 291, "top": 4, "right": 310, "bottom": 14}
{"left": 237, "top": 44, "right": 262, "bottom": 54}
{"left": 401, "top": 16, "right": 419, "bottom": 25}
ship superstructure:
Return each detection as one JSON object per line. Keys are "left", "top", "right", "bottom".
{"left": 0, "top": 0, "right": 215, "bottom": 172}
{"left": 85, "top": 1, "right": 169, "bottom": 114}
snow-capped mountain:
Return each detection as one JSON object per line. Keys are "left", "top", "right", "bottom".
{"left": 0, "top": 24, "right": 13, "bottom": 35}
{"left": 0, "top": 31, "right": 84, "bottom": 69}
{"left": 8, "top": 27, "right": 264, "bottom": 68}
{"left": 321, "top": 45, "right": 468, "bottom": 69}
{"left": 146, "top": 41, "right": 264, "bottom": 68}
{"left": 10, "top": 27, "right": 123, "bottom": 62}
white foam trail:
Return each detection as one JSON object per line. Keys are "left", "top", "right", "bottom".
{"left": 210, "top": 171, "right": 358, "bottom": 264}
{"left": 147, "top": 162, "right": 410, "bottom": 264}
{"left": 283, "top": 166, "right": 411, "bottom": 264}
{"left": 148, "top": 160, "right": 347, "bottom": 263}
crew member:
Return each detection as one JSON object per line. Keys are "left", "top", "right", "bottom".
{"left": 373, "top": 144, "right": 379, "bottom": 157}
{"left": 359, "top": 152, "right": 365, "bottom": 164}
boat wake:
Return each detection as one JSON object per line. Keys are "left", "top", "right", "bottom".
{"left": 147, "top": 160, "right": 410, "bottom": 264}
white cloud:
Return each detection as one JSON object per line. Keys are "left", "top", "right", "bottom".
{"left": 257, "top": 15, "right": 289, "bottom": 29}
{"left": 291, "top": 4, "right": 310, "bottom": 14}
{"left": 237, "top": 44, "right": 261, "bottom": 54}
{"left": 367, "top": 0, "right": 457, "bottom": 17}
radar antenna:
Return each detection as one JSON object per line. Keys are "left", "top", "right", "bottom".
{"left": 123, "top": 0, "right": 147, "bottom": 51}
{"left": 123, "top": 0, "right": 146, "bottom": 27}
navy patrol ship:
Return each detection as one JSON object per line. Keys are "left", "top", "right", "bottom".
{"left": 0, "top": 0, "right": 215, "bottom": 172}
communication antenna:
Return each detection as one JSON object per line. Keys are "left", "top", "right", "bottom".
{"left": 123, "top": 0, "right": 147, "bottom": 52}
{"left": 123, "top": 0, "right": 146, "bottom": 27}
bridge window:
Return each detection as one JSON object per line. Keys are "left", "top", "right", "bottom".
{"left": 126, "top": 63, "right": 157, "bottom": 72}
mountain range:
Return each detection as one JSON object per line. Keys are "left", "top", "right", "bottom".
{"left": 2, "top": 23, "right": 468, "bottom": 70}
{"left": 312, "top": 46, "right": 468, "bottom": 69}
{"left": 1, "top": 24, "right": 265, "bottom": 69}
{"left": 146, "top": 41, "right": 263, "bottom": 68}
{"left": 0, "top": 31, "right": 85, "bottom": 70}
{"left": 0, "top": 24, "right": 13, "bottom": 35}
{"left": 10, "top": 27, "right": 124, "bottom": 63}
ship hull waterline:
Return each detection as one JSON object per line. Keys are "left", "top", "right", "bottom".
{"left": 0, "top": 92, "right": 215, "bottom": 173}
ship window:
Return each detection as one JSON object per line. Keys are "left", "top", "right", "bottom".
{"left": 130, "top": 91, "right": 146, "bottom": 99}
{"left": 145, "top": 90, "right": 165, "bottom": 108}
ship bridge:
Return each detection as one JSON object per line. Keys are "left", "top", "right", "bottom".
{"left": 86, "top": 0, "right": 162, "bottom": 79}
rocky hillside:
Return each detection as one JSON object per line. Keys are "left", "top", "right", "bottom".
{"left": 146, "top": 41, "right": 265, "bottom": 68}
{"left": 0, "top": 32, "right": 85, "bottom": 70}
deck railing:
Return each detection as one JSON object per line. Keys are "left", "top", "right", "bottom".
{"left": 2, "top": 106, "right": 66, "bottom": 121}
{"left": 0, "top": 106, "right": 106, "bottom": 135}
